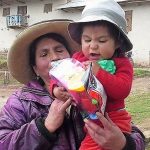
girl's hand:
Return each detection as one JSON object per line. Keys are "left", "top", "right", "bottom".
{"left": 82, "top": 61, "right": 100, "bottom": 75}
{"left": 82, "top": 61, "right": 91, "bottom": 70}
{"left": 45, "top": 98, "right": 72, "bottom": 132}
{"left": 84, "top": 112, "right": 126, "bottom": 150}
{"left": 91, "top": 61, "right": 100, "bottom": 76}
{"left": 53, "top": 86, "right": 71, "bottom": 101}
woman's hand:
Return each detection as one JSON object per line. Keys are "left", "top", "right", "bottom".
{"left": 84, "top": 112, "right": 126, "bottom": 150}
{"left": 45, "top": 98, "right": 72, "bottom": 132}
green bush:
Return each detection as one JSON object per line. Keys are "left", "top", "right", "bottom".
{"left": 0, "top": 53, "right": 8, "bottom": 70}
{"left": 134, "top": 68, "right": 150, "bottom": 77}
{"left": 0, "top": 61, "right": 7, "bottom": 70}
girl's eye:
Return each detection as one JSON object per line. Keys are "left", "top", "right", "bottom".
{"left": 84, "top": 39, "right": 91, "bottom": 42}
{"left": 99, "top": 39, "right": 107, "bottom": 43}
{"left": 99, "top": 40, "right": 106, "bottom": 43}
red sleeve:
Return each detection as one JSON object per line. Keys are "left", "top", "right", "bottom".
{"left": 72, "top": 51, "right": 88, "bottom": 62}
{"left": 72, "top": 52, "right": 80, "bottom": 59}
{"left": 49, "top": 79, "right": 58, "bottom": 97}
{"left": 96, "top": 58, "right": 133, "bottom": 99}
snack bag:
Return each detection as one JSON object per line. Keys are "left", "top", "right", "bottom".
{"left": 49, "top": 58, "right": 107, "bottom": 119}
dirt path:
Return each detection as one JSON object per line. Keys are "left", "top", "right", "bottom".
{"left": 0, "top": 77, "right": 150, "bottom": 129}
{"left": 131, "top": 77, "right": 150, "bottom": 93}
{"left": 0, "top": 77, "right": 149, "bottom": 108}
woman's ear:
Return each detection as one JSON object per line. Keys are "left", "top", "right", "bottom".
{"left": 33, "top": 66, "right": 38, "bottom": 76}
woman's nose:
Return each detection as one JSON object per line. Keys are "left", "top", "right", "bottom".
{"left": 50, "top": 53, "right": 60, "bottom": 62}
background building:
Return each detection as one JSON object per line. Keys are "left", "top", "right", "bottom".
{"left": 0, "top": 0, "right": 150, "bottom": 66}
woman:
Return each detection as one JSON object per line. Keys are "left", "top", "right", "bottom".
{"left": 0, "top": 19, "right": 145, "bottom": 150}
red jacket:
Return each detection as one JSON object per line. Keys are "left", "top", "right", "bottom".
{"left": 73, "top": 51, "right": 133, "bottom": 112}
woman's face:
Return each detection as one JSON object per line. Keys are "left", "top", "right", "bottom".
{"left": 33, "top": 38, "right": 70, "bottom": 84}
{"left": 81, "top": 24, "right": 119, "bottom": 61}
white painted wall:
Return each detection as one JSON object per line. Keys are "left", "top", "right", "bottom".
{"left": 0, "top": 0, "right": 81, "bottom": 51}
{"left": 123, "top": 2, "right": 150, "bottom": 66}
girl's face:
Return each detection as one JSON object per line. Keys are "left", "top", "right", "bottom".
{"left": 33, "top": 38, "right": 70, "bottom": 84}
{"left": 81, "top": 24, "right": 119, "bottom": 61}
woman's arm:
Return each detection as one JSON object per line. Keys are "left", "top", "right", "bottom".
{"left": 0, "top": 95, "right": 51, "bottom": 150}
{"left": 84, "top": 112, "right": 145, "bottom": 150}
{"left": 35, "top": 98, "right": 72, "bottom": 144}
{"left": 129, "top": 125, "right": 145, "bottom": 150}
{"left": 0, "top": 92, "right": 72, "bottom": 150}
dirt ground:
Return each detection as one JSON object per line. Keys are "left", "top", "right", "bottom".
{"left": 131, "top": 77, "right": 150, "bottom": 94}
{"left": 0, "top": 78, "right": 150, "bottom": 131}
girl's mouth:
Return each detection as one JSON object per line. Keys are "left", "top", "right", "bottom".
{"left": 89, "top": 53, "right": 101, "bottom": 60}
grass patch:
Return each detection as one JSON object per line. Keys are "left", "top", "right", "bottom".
{"left": 0, "top": 72, "right": 19, "bottom": 85}
{"left": 126, "top": 92, "right": 150, "bottom": 124}
{"left": 129, "top": 68, "right": 150, "bottom": 124}
{"left": 134, "top": 68, "right": 150, "bottom": 78}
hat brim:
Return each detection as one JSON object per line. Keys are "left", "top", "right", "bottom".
{"left": 8, "top": 19, "right": 80, "bottom": 84}
{"left": 68, "top": 15, "right": 133, "bottom": 51}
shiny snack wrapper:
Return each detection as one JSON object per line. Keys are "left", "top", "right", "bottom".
{"left": 49, "top": 58, "right": 107, "bottom": 119}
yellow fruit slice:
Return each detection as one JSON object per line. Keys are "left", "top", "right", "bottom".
{"left": 68, "top": 82, "right": 85, "bottom": 92}
{"left": 67, "top": 71, "right": 85, "bottom": 92}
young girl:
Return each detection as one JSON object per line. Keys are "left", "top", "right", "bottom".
{"left": 52, "top": 0, "right": 134, "bottom": 149}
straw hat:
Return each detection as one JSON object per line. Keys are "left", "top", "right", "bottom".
{"left": 8, "top": 19, "right": 80, "bottom": 84}
{"left": 68, "top": 0, "right": 133, "bottom": 52}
